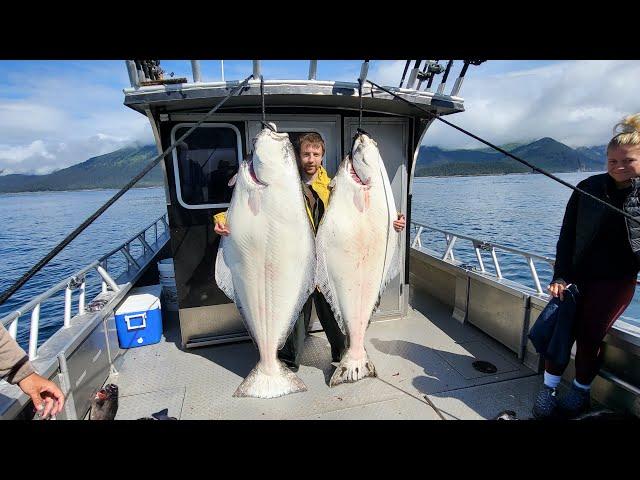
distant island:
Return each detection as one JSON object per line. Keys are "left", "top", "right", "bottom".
{"left": 0, "top": 137, "right": 608, "bottom": 193}
{"left": 415, "top": 137, "right": 606, "bottom": 177}
{"left": 0, "top": 145, "right": 162, "bottom": 194}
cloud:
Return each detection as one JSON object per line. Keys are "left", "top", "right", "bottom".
{"left": 368, "top": 60, "right": 640, "bottom": 149}
{"left": 0, "top": 61, "right": 153, "bottom": 174}
{"left": 2, "top": 60, "right": 639, "bottom": 175}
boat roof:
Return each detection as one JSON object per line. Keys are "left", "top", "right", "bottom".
{"left": 123, "top": 79, "right": 465, "bottom": 118}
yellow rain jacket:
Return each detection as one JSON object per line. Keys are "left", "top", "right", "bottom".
{"left": 213, "top": 165, "right": 332, "bottom": 233}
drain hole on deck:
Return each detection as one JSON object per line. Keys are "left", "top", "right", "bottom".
{"left": 472, "top": 360, "right": 497, "bottom": 374}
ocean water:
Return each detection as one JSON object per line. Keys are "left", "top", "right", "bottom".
{"left": 1, "top": 172, "right": 638, "bottom": 350}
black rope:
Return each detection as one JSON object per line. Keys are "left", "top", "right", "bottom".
{"left": 259, "top": 75, "right": 276, "bottom": 132}
{"left": 358, "top": 78, "right": 364, "bottom": 130}
{"left": 366, "top": 79, "right": 640, "bottom": 227}
{"left": 0, "top": 75, "right": 254, "bottom": 307}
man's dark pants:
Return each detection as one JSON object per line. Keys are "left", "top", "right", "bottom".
{"left": 278, "top": 290, "right": 347, "bottom": 368}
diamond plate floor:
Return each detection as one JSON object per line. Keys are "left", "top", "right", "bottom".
{"left": 106, "top": 293, "right": 541, "bottom": 420}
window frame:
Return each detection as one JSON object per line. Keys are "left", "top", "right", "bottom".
{"left": 170, "top": 122, "right": 243, "bottom": 210}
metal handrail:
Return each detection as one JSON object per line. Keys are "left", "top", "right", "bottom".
{"left": 411, "top": 221, "right": 555, "bottom": 295}
{"left": 0, "top": 213, "right": 168, "bottom": 360}
{"left": 125, "top": 60, "right": 477, "bottom": 98}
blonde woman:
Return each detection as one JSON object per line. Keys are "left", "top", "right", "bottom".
{"left": 533, "top": 114, "right": 640, "bottom": 418}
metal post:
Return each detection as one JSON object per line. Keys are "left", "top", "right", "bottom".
{"left": 78, "top": 280, "right": 86, "bottom": 315}
{"left": 102, "top": 317, "right": 119, "bottom": 377}
{"left": 252, "top": 60, "right": 261, "bottom": 79}
{"left": 451, "top": 60, "right": 470, "bottom": 97}
{"left": 96, "top": 265, "right": 120, "bottom": 292}
{"left": 308, "top": 60, "right": 318, "bottom": 80}
{"left": 28, "top": 304, "right": 40, "bottom": 360}
{"left": 122, "top": 245, "right": 140, "bottom": 270}
{"left": 407, "top": 60, "right": 422, "bottom": 90}
{"left": 101, "top": 260, "right": 108, "bottom": 293}
{"left": 474, "top": 245, "right": 486, "bottom": 272}
{"left": 57, "top": 353, "right": 78, "bottom": 420}
{"left": 154, "top": 222, "right": 158, "bottom": 242}
{"left": 221, "top": 60, "right": 225, "bottom": 82}
{"left": 412, "top": 226, "right": 423, "bottom": 248}
{"left": 9, "top": 317, "right": 18, "bottom": 339}
{"left": 443, "top": 235, "right": 457, "bottom": 261}
{"left": 527, "top": 257, "right": 543, "bottom": 294}
{"left": 191, "top": 60, "right": 202, "bottom": 83}
{"left": 437, "top": 60, "right": 453, "bottom": 95}
{"left": 64, "top": 287, "right": 72, "bottom": 327}
{"left": 125, "top": 60, "right": 140, "bottom": 88}
{"left": 490, "top": 247, "right": 502, "bottom": 279}
{"left": 138, "top": 234, "right": 153, "bottom": 255}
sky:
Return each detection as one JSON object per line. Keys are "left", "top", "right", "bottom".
{"left": 1, "top": 59, "right": 639, "bottom": 175}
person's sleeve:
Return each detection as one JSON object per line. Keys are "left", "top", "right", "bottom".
{"left": 0, "top": 322, "right": 36, "bottom": 385}
{"left": 552, "top": 190, "right": 579, "bottom": 284}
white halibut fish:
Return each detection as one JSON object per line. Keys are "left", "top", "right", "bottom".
{"left": 316, "top": 131, "right": 399, "bottom": 387}
{"left": 215, "top": 124, "right": 316, "bottom": 398}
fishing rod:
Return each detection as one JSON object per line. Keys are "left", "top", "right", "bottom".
{"left": 398, "top": 60, "right": 411, "bottom": 88}
{"left": 0, "top": 74, "right": 254, "bottom": 307}
{"left": 366, "top": 78, "right": 640, "bottom": 227}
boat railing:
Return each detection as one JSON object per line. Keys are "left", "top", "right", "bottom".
{"left": 0, "top": 213, "right": 168, "bottom": 361}
{"left": 411, "top": 221, "right": 556, "bottom": 295}
{"left": 124, "top": 60, "right": 481, "bottom": 98}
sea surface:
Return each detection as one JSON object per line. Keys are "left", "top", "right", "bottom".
{"left": 1, "top": 172, "right": 638, "bottom": 350}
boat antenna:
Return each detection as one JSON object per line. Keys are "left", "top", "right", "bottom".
{"left": 366, "top": 78, "right": 640, "bottom": 227}
{"left": 0, "top": 74, "right": 254, "bottom": 307}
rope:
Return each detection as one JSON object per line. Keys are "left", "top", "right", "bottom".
{"left": 259, "top": 75, "right": 276, "bottom": 132}
{"left": 358, "top": 78, "right": 363, "bottom": 130}
{"left": 0, "top": 75, "right": 254, "bottom": 306}
{"left": 366, "top": 79, "right": 640, "bottom": 227}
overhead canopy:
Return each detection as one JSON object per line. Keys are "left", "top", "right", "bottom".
{"left": 124, "top": 80, "right": 465, "bottom": 117}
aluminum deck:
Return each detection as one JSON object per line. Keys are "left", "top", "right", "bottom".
{"left": 105, "top": 288, "right": 545, "bottom": 420}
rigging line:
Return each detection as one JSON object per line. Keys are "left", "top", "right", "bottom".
{"left": 0, "top": 74, "right": 254, "bottom": 307}
{"left": 358, "top": 78, "right": 364, "bottom": 130}
{"left": 366, "top": 79, "right": 640, "bottom": 227}
{"left": 259, "top": 75, "right": 276, "bottom": 132}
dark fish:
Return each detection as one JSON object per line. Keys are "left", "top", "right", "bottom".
{"left": 493, "top": 410, "right": 518, "bottom": 420}
{"left": 573, "top": 409, "right": 635, "bottom": 421}
{"left": 89, "top": 384, "right": 119, "bottom": 420}
{"left": 136, "top": 408, "right": 177, "bottom": 420}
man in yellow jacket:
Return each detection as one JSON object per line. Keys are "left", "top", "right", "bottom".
{"left": 215, "top": 133, "right": 405, "bottom": 371}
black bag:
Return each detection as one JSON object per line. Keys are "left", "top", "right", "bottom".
{"left": 528, "top": 284, "right": 579, "bottom": 366}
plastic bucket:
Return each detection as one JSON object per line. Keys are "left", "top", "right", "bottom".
{"left": 158, "top": 259, "right": 178, "bottom": 311}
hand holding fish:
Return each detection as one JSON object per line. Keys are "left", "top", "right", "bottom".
{"left": 214, "top": 222, "right": 230, "bottom": 236}
{"left": 393, "top": 213, "right": 406, "bottom": 232}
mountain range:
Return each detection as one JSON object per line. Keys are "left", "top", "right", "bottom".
{"left": 416, "top": 137, "right": 606, "bottom": 176}
{"left": 0, "top": 137, "right": 608, "bottom": 193}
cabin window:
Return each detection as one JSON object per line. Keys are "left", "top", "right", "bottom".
{"left": 171, "top": 123, "right": 242, "bottom": 209}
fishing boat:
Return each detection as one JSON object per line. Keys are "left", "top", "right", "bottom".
{"left": 1, "top": 60, "right": 638, "bottom": 420}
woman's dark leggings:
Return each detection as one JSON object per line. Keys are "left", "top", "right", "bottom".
{"left": 545, "top": 276, "right": 636, "bottom": 385}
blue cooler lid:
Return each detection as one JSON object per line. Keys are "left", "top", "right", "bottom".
{"left": 116, "top": 284, "right": 162, "bottom": 315}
